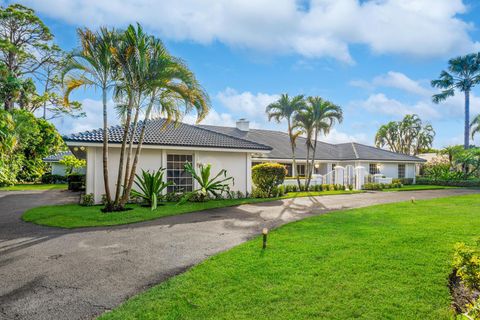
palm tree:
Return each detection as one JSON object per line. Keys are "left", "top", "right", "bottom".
{"left": 114, "top": 26, "right": 210, "bottom": 208}
{"left": 266, "top": 94, "right": 305, "bottom": 188}
{"left": 432, "top": 53, "right": 480, "bottom": 149}
{"left": 294, "top": 107, "right": 315, "bottom": 187}
{"left": 62, "top": 27, "right": 118, "bottom": 210}
{"left": 303, "top": 97, "right": 343, "bottom": 188}
{"left": 471, "top": 114, "right": 480, "bottom": 142}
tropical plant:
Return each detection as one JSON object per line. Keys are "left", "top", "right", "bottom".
{"left": 251, "top": 163, "right": 287, "bottom": 197}
{"left": 59, "top": 155, "right": 86, "bottom": 175}
{"left": 302, "top": 96, "right": 342, "bottom": 188}
{"left": 180, "top": 162, "right": 234, "bottom": 203}
{"left": 63, "top": 27, "right": 118, "bottom": 209}
{"left": 472, "top": 114, "right": 480, "bottom": 142}
{"left": 111, "top": 24, "right": 210, "bottom": 209}
{"left": 375, "top": 114, "right": 435, "bottom": 155}
{"left": 432, "top": 53, "right": 480, "bottom": 149}
{"left": 130, "top": 168, "right": 173, "bottom": 210}
{"left": 266, "top": 94, "right": 305, "bottom": 188}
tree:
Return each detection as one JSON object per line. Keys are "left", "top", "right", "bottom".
{"left": 266, "top": 94, "right": 305, "bottom": 188}
{"left": 294, "top": 106, "right": 314, "bottom": 185}
{"left": 375, "top": 114, "right": 435, "bottom": 156}
{"left": 63, "top": 27, "right": 118, "bottom": 210}
{"left": 59, "top": 155, "right": 86, "bottom": 175}
{"left": 304, "top": 97, "right": 342, "bottom": 188}
{"left": 471, "top": 114, "right": 480, "bottom": 142}
{"left": 111, "top": 24, "right": 210, "bottom": 209}
{"left": 432, "top": 53, "right": 480, "bottom": 149}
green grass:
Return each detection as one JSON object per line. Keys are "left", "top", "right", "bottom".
{"left": 0, "top": 183, "right": 67, "bottom": 191}
{"left": 383, "top": 184, "right": 458, "bottom": 192}
{"left": 99, "top": 194, "right": 480, "bottom": 320}
{"left": 22, "top": 190, "right": 361, "bottom": 229}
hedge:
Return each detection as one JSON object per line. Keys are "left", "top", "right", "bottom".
{"left": 416, "top": 178, "right": 480, "bottom": 187}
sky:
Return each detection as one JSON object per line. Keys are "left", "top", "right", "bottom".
{"left": 5, "top": 0, "right": 480, "bottom": 148}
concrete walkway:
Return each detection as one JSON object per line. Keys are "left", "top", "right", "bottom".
{"left": 0, "top": 188, "right": 478, "bottom": 320}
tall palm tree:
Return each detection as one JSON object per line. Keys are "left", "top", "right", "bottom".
{"left": 120, "top": 32, "right": 210, "bottom": 207}
{"left": 304, "top": 97, "right": 343, "bottom": 188}
{"left": 266, "top": 94, "right": 305, "bottom": 188}
{"left": 294, "top": 107, "right": 315, "bottom": 187}
{"left": 62, "top": 27, "right": 118, "bottom": 210}
{"left": 432, "top": 53, "right": 480, "bottom": 149}
{"left": 471, "top": 114, "right": 480, "bottom": 142}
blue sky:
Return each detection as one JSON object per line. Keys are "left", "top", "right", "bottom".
{"left": 7, "top": 0, "right": 480, "bottom": 148}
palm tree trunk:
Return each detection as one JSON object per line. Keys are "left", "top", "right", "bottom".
{"left": 122, "top": 102, "right": 140, "bottom": 197}
{"left": 307, "top": 128, "right": 318, "bottom": 189}
{"left": 113, "top": 97, "right": 134, "bottom": 208}
{"left": 304, "top": 141, "right": 310, "bottom": 189}
{"left": 119, "top": 96, "right": 155, "bottom": 207}
{"left": 465, "top": 89, "right": 470, "bottom": 149}
{"left": 288, "top": 120, "right": 301, "bottom": 189}
{"left": 102, "top": 87, "right": 113, "bottom": 210}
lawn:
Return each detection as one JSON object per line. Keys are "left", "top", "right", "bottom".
{"left": 98, "top": 194, "right": 480, "bottom": 320}
{"left": 0, "top": 183, "right": 68, "bottom": 191}
{"left": 22, "top": 190, "right": 361, "bottom": 228}
{"left": 383, "top": 184, "right": 458, "bottom": 192}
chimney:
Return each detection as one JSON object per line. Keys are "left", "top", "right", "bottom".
{"left": 236, "top": 118, "right": 249, "bottom": 131}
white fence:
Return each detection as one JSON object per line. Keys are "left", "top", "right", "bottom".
{"left": 282, "top": 165, "right": 385, "bottom": 190}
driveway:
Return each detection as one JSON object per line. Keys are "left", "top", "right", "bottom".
{"left": 0, "top": 188, "right": 478, "bottom": 320}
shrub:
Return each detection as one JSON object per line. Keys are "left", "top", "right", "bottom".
{"left": 165, "top": 192, "right": 183, "bottom": 203}
{"left": 181, "top": 163, "right": 234, "bottom": 203}
{"left": 252, "top": 187, "right": 269, "bottom": 198}
{"left": 236, "top": 191, "right": 245, "bottom": 199}
{"left": 80, "top": 193, "right": 94, "bottom": 206}
{"left": 453, "top": 241, "right": 480, "bottom": 291}
{"left": 41, "top": 173, "right": 67, "bottom": 184}
{"left": 328, "top": 184, "right": 335, "bottom": 191}
{"left": 67, "top": 174, "right": 85, "bottom": 191}
{"left": 59, "top": 155, "right": 86, "bottom": 175}
{"left": 252, "top": 163, "right": 287, "bottom": 197}
{"left": 277, "top": 185, "right": 285, "bottom": 197}
{"left": 130, "top": 169, "right": 173, "bottom": 210}
{"left": 416, "top": 177, "right": 480, "bottom": 187}
{"left": 347, "top": 184, "right": 354, "bottom": 190}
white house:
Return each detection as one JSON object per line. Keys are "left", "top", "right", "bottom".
{"left": 64, "top": 118, "right": 425, "bottom": 202}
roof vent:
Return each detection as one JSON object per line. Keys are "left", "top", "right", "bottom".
{"left": 236, "top": 118, "right": 249, "bottom": 132}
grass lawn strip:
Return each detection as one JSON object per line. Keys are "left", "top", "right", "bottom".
{"left": 99, "top": 194, "right": 480, "bottom": 320}
{"left": 22, "top": 190, "right": 362, "bottom": 228}
{"left": 0, "top": 184, "right": 67, "bottom": 191}
{"left": 383, "top": 184, "right": 458, "bottom": 192}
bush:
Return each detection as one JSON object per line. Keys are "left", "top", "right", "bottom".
{"left": 67, "top": 174, "right": 85, "bottom": 191}
{"left": 236, "top": 191, "right": 245, "bottom": 199}
{"left": 252, "top": 163, "right": 287, "bottom": 197}
{"left": 363, "top": 182, "right": 402, "bottom": 190}
{"left": 41, "top": 173, "right": 67, "bottom": 184}
{"left": 416, "top": 178, "right": 480, "bottom": 187}
{"left": 165, "top": 192, "right": 183, "bottom": 202}
{"left": 277, "top": 185, "right": 285, "bottom": 197}
{"left": 347, "top": 184, "right": 354, "bottom": 190}
{"left": 80, "top": 193, "right": 94, "bottom": 206}
{"left": 251, "top": 187, "right": 269, "bottom": 199}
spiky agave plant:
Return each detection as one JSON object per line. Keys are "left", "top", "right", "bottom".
{"left": 130, "top": 168, "right": 173, "bottom": 210}
{"left": 180, "top": 162, "right": 234, "bottom": 203}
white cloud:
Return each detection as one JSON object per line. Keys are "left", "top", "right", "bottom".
{"left": 372, "top": 71, "right": 431, "bottom": 96}
{"left": 18, "top": 0, "right": 480, "bottom": 63}
{"left": 356, "top": 93, "right": 440, "bottom": 119}
{"left": 216, "top": 87, "right": 279, "bottom": 119}
{"left": 322, "top": 128, "right": 369, "bottom": 144}
{"left": 183, "top": 109, "right": 236, "bottom": 127}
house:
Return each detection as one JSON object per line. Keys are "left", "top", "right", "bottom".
{"left": 64, "top": 118, "right": 425, "bottom": 202}
{"left": 43, "top": 151, "right": 86, "bottom": 176}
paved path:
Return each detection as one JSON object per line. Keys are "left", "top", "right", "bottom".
{"left": 0, "top": 188, "right": 478, "bottom": 320}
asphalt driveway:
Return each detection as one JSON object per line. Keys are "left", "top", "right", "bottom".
{"left": 0, "top": 188, "right": 478, "bottom": 320}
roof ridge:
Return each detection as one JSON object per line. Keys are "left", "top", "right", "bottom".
{"left": 351, "top": 142, "right": 359, "bottom": 159}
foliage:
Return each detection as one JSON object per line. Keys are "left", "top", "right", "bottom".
{"left": 130, "top": 169, "right": 173, "bottom": 210}
{"left": 252, "top": 163, "right": 287, "bottom": 197}
{"left": 375, "top": 114, "right": 435, "bottom": 155}
{"left": 59, "top": 155, "right": 86, "bottom": 175}
{"left": 363, "top": 182, "right": 402, "bottom": 190}
{"left": 422, "top": 147, "right": 480, "bottom": 180}
{"left": 392, "top": 178, "right": 414, "bottom": 185}
{"left": 432, "top": 53, "right": 480, "bottom": 149}
{"left": 416, "top": 177, "right": 480, "bottom": 187}
{"left": 181, "top": 163, "right": 234, "bottom": 203}
{"left": 41, "top": 173, "right": 67, "bottom": 184}
{"left": 80, "top": 193, "right": 95, "bottom": 207}
{"left": 67, "top": 174, "right": 85, "bottom": 191}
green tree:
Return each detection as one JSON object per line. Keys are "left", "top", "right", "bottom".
{"left": 471, "top": 114, "right": 480, "bottom": 142}
{"left": 304, "top": 96, "right": 342, "bottom": 188}
{"left": 432, "top": 53, "right": 480, "bottom": 149}
{"left": 375, "top": 114, "right": 435, "bottom": 156}
{"left": 266, "top": 94, "right": 305, "bottom": 188}
{"left": 294, "top": 106, "right": 314, "bottom": 183}
{"left": 63, "top": 27, "right": 118, "bottom": 209}
{"left": 59, "top": 155, "right": 86, "bottom": 175}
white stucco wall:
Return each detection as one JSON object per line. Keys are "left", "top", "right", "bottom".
{"left": 86, "top": 146, "right": 250, "bottom": 203}
{"left": 362, "top": 162, "right": 416, "bottom": 179}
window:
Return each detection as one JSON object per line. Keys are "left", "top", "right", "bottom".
{"left": 167, "top": 154, "right": 193, "bottom": 193}
{"left": 296, "top": 164, "right": 306, "bottom": 177}
{"left": 369, "top": 163, "right": 380, "bottom": 175}
{"left": 398, "top": 164, "right": 406, "bottom": 178}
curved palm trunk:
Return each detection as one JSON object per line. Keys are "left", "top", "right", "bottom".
{"left": 113, "top": 97, "right": 134, "bottom": 208}
{"left": 304, "top": 143, "right": 310, "bottom": 190}
{"left": 119, "top": 97, "right": 155, "bottom": 207}
{"left": 101, "top": 87, "right": 113, "bottom": 209}
{"left": 122, "top": 102, "right": 140, "bottom": 196}
{"left": 307, "top": 128, "right": 318, "bottom": 189}
{"left": 288, "top": 120, "right": 301, "bottom": 189}
{"left": 465, "top": 89, "right": 470, "bottom": 150}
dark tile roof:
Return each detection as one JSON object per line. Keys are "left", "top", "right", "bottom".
{"left": 43, "top": 150, "right": 73, "bottom": 162}
{"left": 199, "top": 125, "right": 426, "bottom": 162}
{"left": 64, "top": 118, "right": 272, "bottom": 151}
